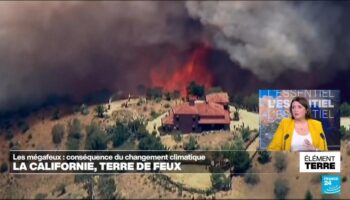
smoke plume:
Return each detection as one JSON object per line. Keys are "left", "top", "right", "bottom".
{"left": 186, "top": 1, "right": 344, "bottom": 80}
{"left": 0, "top": 1, "right": 350, "bottom": 113}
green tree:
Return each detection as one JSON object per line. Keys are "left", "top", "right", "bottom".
{"left": 230, "top": 94, "right": 243, "bottom": 109}
{"left": 146, "top": 87, "right": 163, "bottom": 100}
{"left": 274, "top": 178, "right": 289, "bottom": 200}
{"left": 243, "top": 94, "right": 258, "bottom": 112}
{"left": 95, "top": 104, "right": 106, "bottom": 118}
{"left": 186, "top": 81, "right": 205, "bottom": 98}
{"left": 226, "top": 138, "right": 251, "bottom": 174}
{"left": 184, "top": 136, "right": 199, "bottom": 151}
{"left": 52, "top": 124, "right": 65, "bottom": 145}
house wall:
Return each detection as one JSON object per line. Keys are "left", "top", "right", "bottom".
{"left": 174, "top": 114, "right": 199, "bottom": 133}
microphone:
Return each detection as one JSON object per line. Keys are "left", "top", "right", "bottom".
{"left": 320, "top": 133, "right": 326, "bottom": 151}
{"left": 283, "top": 134, "right": 289, "bottom": 151}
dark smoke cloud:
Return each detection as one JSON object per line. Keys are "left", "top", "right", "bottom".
{"left": 0, "top": 1, "right": 350, "bottom": 113}
{"left": 186, "top": 1, "right": 346, "bottom": 81}
{"left": 0, "top": 1, "right": 198, "bottom": 112}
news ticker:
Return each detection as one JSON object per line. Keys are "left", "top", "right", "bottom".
{"left": 9, "top": 150, "right": 341, "bottom": 174}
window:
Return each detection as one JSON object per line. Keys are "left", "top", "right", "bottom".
{"left": 192, "top": 115, "right": 197, "bottom": 122}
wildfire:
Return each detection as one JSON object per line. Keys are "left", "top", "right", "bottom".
{"left": 150, "top": 44, "right": 214, "bottom": 96}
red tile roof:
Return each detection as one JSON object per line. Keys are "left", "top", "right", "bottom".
{"left": 163, "top": 102, "right": 230, "bottom": 125}
{"left": 198, "top": 117, "right": 229, "bottom": 124}
{"left": 206, "top": 92, "right": 229, "bottom": 104}
{"left": 162, "top": 113, "right": 174, "bottom": 125}
{"left": 172, "top": 103, "right": 198, "bottom": 115}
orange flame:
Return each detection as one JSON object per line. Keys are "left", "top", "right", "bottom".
{"left": 150, "top": 44, "right": 214, "bottom": 96}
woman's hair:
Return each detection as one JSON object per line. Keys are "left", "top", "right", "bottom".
{"left": 290, "top": 96, "right": 312, "bottom": 119}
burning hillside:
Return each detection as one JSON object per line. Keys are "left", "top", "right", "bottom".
{"left": 150, "top": 44, "right": 214, "bottom": 95}
{"left": 1, "top": 1, "right": 350, "bottom": 114}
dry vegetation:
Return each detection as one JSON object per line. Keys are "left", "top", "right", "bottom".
{"left": 0, "top": 98, "right": 349, "bottom": 199}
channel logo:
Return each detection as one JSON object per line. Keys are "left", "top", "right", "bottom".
{"left": 321, "top": 175, "right": 341, "bottom": 195}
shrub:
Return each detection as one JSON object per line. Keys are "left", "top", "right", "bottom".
{"left": 95, "top": 104, "right": 106, "bottom": 118}
{"left": 274, "top": 178, "right": 289, "bottom": 200}
{"left": 233, "top": 111, "right": 239, "bottom": 121}
{"left": 107, "top": 121, "right": 130, "bottom": 148}
{"left": 55, "top": 183, "right": 66, "bottom": 196}
{"left": 139, "top": 135, "right": 166, "bottom": 151}
{"left": 66, "top": 119, "right": 82, "bottom": 150}
{"left": 340, "top": 126, "right": 350, "bottom": 140}
{"left": 342, "top": 176, "right": 347, "bottom": 182}
{"left": 257, "top": 150, "right": 271, "bottom": 164}
{"left": 80, "top": 104, "right": 89, "bottom": 115}
{"left": 150, "top": 110, "right": 159, "bottom": 119}
{"left": 340, "top": 102, "right": 350, "bottom": 117}
{"left": 244, "top": 169, "right": 260, "bottom": 185}
{"left": 0, "top": 162, "right": 8, "bottom": 173}
{"left": 85, "top": 122, "right": 107, "bottom": 150}
{"left": 305, "top": 189, "right": 312, "bottom": 200}
{"left": 184, "top": 136, "right": 199, "bottom": 151}
{"left": 51, "top": 108, "right": 61, "bottom": 120}
{"left": 172, "top": 132, "right": 183, "bottom": 143}
{"left": 241, "top": 127, "right": 251, "bottom": 142}
{"left": 34, "top": 193, "right": 47, "bottom": 200}
{"left": 211, "top": 168, "right": 231, "bottom": 191}
{"left": 274, "top": 152, "right": 287, "bottom": 172}
{"left": 68, "top": 118, "right": 82, "bottom": 139}
{"left": 52, "top": 124, "right": 65, "bottom": 145}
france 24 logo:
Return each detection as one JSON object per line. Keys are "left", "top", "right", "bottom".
{"left": 321, "top": 175, "right": 341, "bottom": 195}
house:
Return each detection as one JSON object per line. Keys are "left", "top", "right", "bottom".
{"left": 205, "top": 92, "right": 229, "bottom": 110}
{"left": 162, "top": 92, "right": 230, "bottom": 133}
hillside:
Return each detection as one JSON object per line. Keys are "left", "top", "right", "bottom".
{"left": 0, "top": 98, "right": 349, "bottom": 199}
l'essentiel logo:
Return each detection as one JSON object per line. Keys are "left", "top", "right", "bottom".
{"left": 321, "top": 175, "right": 341, "bottom": 195}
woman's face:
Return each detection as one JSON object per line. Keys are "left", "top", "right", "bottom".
{"left": 291, "top": 101, "right": 307, "bottom": 120}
